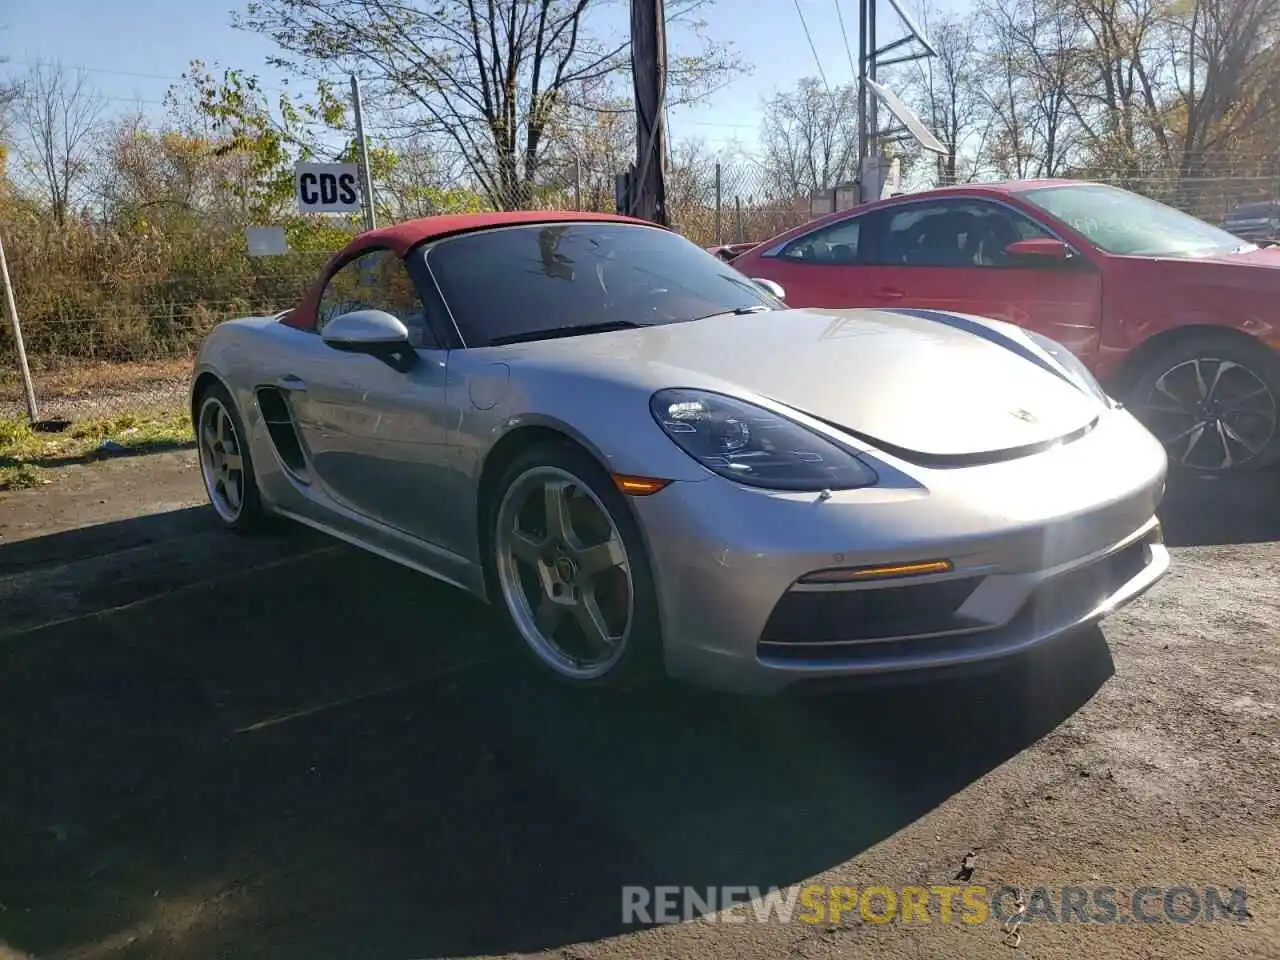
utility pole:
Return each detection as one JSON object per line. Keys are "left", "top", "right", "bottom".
{"left": 630, "top": 0, "right": 669, "bottom": 225}
{"left": 350, "top": 75, "right": 377, "bottom": 231}
{"left": 0, "top": 231, "right": 39, "bottom": 424}
{"left": 855, "top": 0, "right": 942, "bottom": 202}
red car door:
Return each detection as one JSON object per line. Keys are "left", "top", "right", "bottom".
{"left": 738, "top": 212, "right": 878, "bottom": 309}
{"left": 857, "top": 198, "right": 1104, "bottom": 363}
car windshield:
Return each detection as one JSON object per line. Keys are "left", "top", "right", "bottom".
{"left": 1021, "top": 183, "right": 1252, "bottom": 258}
{"left": 424, "top": 221, "right": 779, "bottom": 347}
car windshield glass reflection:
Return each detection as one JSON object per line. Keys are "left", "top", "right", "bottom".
{"left": 1022, "top": 184, "right": 1253, "bottom": 258}
{"left": 425, "top": 222, "right": 779, "bottom": 346}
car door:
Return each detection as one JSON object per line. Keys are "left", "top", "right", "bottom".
{"left": 858, "top": 198, "right": 1104, "bottom": 362}
{"left": 748, "top": 213, "right": 877, "bottom": 308}
{"left": 285, "top": 247, "right": 457, "bottom": 543}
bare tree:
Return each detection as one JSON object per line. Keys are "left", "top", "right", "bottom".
{"left": 1168, "top": 0, "right": 1280, "bottom": 176}
{"left": 981, "top": 0, "right": 1083, "bottom": 178}
{"left": 758, "top": 78, "right": 858, "bottom": 198}
{"left": 14, "top": 61, "right": 104, "bottom": 227}
{"left": 541, "top": 87, "right": 636, "bottom": 211}
{"left": 238, "top": 0, "right": 743, "bottom": 209}
{"left": 895, "top": 7, "right": 994, "bottom": 184}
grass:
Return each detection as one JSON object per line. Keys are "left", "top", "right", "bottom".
{"left": 0, "top": 407, "right": 194, "bottom": 491}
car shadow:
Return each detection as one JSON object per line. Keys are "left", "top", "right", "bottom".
{"left": 0, "top": 507, "right": 1117, "bottom": 959}
{"left": 0, "top": 438, "right": 196, "bottom": 475}
{"left": 1159, "top": 464, "right": 1280, "bottom": 547}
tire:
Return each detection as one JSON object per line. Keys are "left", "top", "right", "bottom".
{"left": 194, "top": 381, "right": 271, "bottom": 533}
{"left": 1121, "top": 331, "right": 1280, "bottom": 472}
{"left": 485, "top": 441, "right": 664, "bottom": 690}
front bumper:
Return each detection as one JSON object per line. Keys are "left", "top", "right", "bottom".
{"left": 631, "top": 408, "right": 1170, "bottom": 695}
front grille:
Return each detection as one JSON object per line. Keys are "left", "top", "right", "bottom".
{"left": 759, "top": 576, "right": 984, "bottom": 646}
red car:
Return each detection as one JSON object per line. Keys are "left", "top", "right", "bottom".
{"left": 730, "top": 180, "right": 1280, "bottom": 472}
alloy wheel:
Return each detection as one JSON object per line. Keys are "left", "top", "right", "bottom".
{"left": 494, "top": 466, "right": 635, "bottom": 680}
{"left": 1135, "top": 357, "right": 1278, "bottom": 471}
{"left": 198, "top": 395, "right": 247, "bottom": 523}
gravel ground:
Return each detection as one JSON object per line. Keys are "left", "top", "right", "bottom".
{"left": 0, "top": 451, "right": 1276, "bottom": 960}
{"left": 0, "top": 379, "right": 190, "bottom": 421}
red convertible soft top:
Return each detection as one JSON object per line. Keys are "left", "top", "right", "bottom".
{"left": 283, "top": 210, "right": 650, "bottom": 331}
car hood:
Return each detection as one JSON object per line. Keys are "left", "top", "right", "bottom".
{"left": 1196, "top": 245, "right": 1280, "bottom": 268}
{"left": 497, "top": 307, "right": 1102, "bottom": 465}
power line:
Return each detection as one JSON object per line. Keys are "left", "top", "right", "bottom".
{"left": 6, "top": 58, "right": 296, "bottom": 97}
{"left": 833, "top": 0, "right": 859, "bottom": 83}
{"left": 791, "top": 0, "right": 832, "bottom": 93}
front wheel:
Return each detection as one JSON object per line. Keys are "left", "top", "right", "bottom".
{"left": 1123, "top": 333, "right": 1280, "bottom": 472}
{"left": 195, "top": 383, "right": 270, "bottom": 532}
{"left": 487, "top": 442, "right": 663, "bottom": 689}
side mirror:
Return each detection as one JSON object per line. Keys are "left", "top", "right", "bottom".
{"left": 1004, "top": 238, "right": 1075, "bottom": 263}
{"left": 751, "top": 277, "right": 786, "bottom": 301}
{"left": 322, "top": 309, "right": 410, "bottom": 353}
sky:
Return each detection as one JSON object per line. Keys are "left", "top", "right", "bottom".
{"left": 0, "top": 0, "right": 959, "bottom": 155}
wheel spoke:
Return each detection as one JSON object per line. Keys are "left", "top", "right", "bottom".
{"left": 1168, "top": 419, "right": 1208, "bottom": 444}
{"left": 222, "top": 451, "right": 244, "bottom": 472}
{"left": 574, "top": 535, "right": 627, "bottom": 579}
{"left": 1211, "top": 422, "right": 1235, "bottom": 470}
{"left": 215, "top": 412, "right": 228, "bottom": 446}
{"left": 1219, "top": 384, "right": 1272, "bottom": 414}
{"left": 223, "top": 477, "right": 243, "bottom": 510}
{"left": 1143, "top": 401, "right": 1197, "bottom": 417}
{"left": 572, "top": 588, "right": 616, "bottom": 652}
{"left": 1202, "top": 359, "right": 1233, "bottom": 404}
{"left": 535, "top": 596, "right": 564, "bottom": 636}
{"left": 510, "top": 529, "right": 546, "bottom": 565}
{"left": 1154, "top": 372, "right": 1196, "bottom": 412}
{"left": 202, "top": 425, "right": 218, "bottom": 452}
{"left": 1219, "top": 417, "right": 1266, "bottom": 456}
{"left": 1179, "top": 421, "right": 1208, "bottom": 464}
{"left": 543, "top": 480, "right": 576, "bottom": 543}
{"left": 1191, "top": 358, "right": 1210, "bottom": 402}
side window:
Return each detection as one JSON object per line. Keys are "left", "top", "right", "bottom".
{"left": 876, "top": 203, "right": 975, "bottom": 266}
{"left": 869, "top": 200, "right": 1054, "bottom": 268}
{"left": 317, "top": 249, "right": 435, "bottom": 347}
{"left": 777, "top": 216, "right": 862, "bottom": 264}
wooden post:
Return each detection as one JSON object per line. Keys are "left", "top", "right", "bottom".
{"left": 715, "top": 162, "right": 722, "bottom": 244}
{"left": 630, "top": 0, "right": 669, "bottom": 225}
{"left": 735, "top": 195, "right": 744, "bottom": 243}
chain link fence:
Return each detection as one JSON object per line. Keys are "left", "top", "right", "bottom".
{"left": 4, "top": 161, "right": 1277, "bottom": 422}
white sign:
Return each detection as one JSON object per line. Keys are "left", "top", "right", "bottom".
{"left": 245, "top": 226, "right": 289, "bottom": 256}
{"left": 295, "top": 162, "right": 362, "bottom": 213}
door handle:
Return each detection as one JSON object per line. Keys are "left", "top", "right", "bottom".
{"left": 873, "top": 287, "right": 905, "bottom": 300}
{"left": 277, "top": 375, "right": 307, "bottom": 392}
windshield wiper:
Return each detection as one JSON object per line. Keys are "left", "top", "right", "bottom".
{"left": 690, "top": 305, "right": 772, "bottom": 323}
{"left": 489, "top": 320, "right": 641, "bottom": 346}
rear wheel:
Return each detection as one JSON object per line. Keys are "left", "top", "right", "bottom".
{"left": 487, "top": 442, "right": 662, "bottom": 689}
{"left": 1123, "top": 332, "right": 1280, "bottom": 472}
{"left": 195, "top": 382, "right": 270, "bottom": 532}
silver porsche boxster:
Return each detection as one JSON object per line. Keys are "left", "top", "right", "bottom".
{"left": 190, "top": 212, "right": 1170, "bottom": 694}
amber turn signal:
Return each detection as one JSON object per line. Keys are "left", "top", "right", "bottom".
{"left": 612, "top": 474, "right": 671, "bottom": 496}
{"left": 798, "top": 559, "right": 953, "bottom": 584}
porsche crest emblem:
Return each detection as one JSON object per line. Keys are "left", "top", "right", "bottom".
{"left": 1009, "top": 408, "right": 1038, "bottom": 423}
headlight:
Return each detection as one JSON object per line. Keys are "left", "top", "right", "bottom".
{"left": 650, "top": 388, "right": 878, "bottom": 491}
{"left": 1026, "top": 331, "right": 1114, "bottom": 407}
